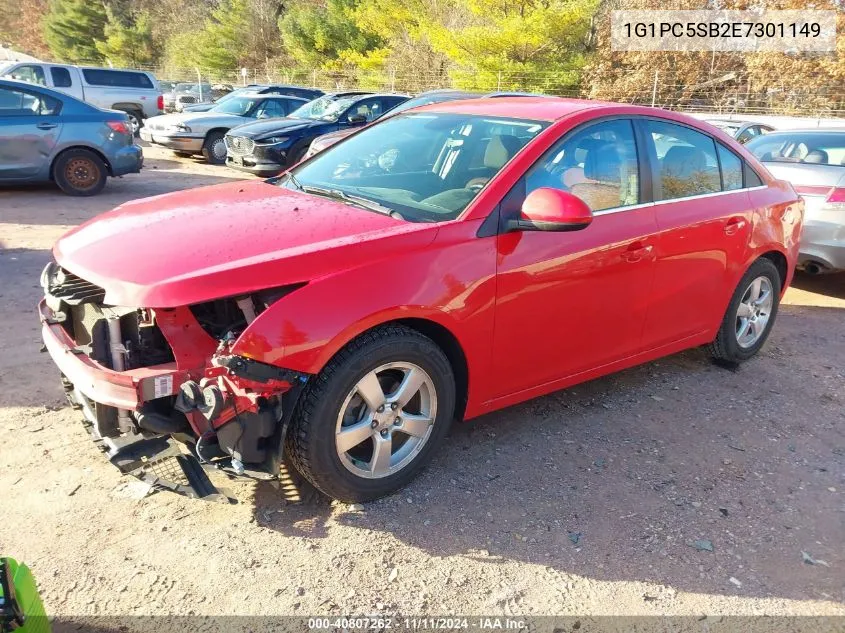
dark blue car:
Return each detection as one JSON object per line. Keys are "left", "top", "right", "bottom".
{"left": 0, "top": 79, "right": 142, "bottom": 195}
{"left": 224, "top": 92, "right": 408, "bottom": 176}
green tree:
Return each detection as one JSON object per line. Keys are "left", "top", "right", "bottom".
{"left": 43, "top": 0, "right": 107, "bottom": 63}
{"left": 95, "top": 8, "right": 156, "bottom": 67}
{"left": 279, "top": 0, "right": 384, "bottom": 70}
{"left": 429, "top": 0, "right": 600, "bottom": 93}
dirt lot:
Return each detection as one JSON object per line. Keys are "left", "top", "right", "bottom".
{"left": 1, "top": 143, "right": 844, "bottom": 629}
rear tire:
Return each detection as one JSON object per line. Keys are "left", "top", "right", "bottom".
{"left": 285, "top": 325, "right": 455, "bottom": 503}
{"left": 202, "top": 131, "right": 227, "bottom": 164}
{"left": 53, "top": 149, "right": 108, "bottom": 196}
{"left": 123, "top": 109, "right": 143, "bottom": 137}
{"left": 709, "top": 258, "right": 781, "bottom": 363}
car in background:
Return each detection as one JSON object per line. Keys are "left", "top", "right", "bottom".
{"left": 183, "top": 84, "right": 325, "bottom": 113}
{"left": 40, "top": 98, "right": 802, "bottom": 502}
{"left": 304, "top": 90, "right": 556, "bottom": 158}
{"left": 705, "top": 119, "right": 774, "bottom": 144}
{"left": 142, "top": 92, "right": 308, "bottom": 163}
{"left": 225, "top": 92, "right": 406, "bottom": 176}
{"left": 162, "top": 83, "right": 212, "bottom": 112}
{"left": 746, "top": 129, "right": 845, "bottom": 274}
{"left": 0, "top": 62, "right": 162, "bottom": 135}
{"left": 0, "top": 79, "right": 142, "bottom": 195}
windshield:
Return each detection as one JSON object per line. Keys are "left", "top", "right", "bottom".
{"left": 209, "top": 96, "right": 256, "bottom": 116}
{"left": 175, "top": 83, "right": 196, "bottom": 92}
{"left": 383, "top": 94, "right": 474, "bottom": 118}
{"left": 747, "top": 132, "right": 845, "bottom": 166}
{"left": 283, "top": 112, "right": 546, "bottom": 222}
{"left": 290, "top": 96, "right": 356, "bottom": 121}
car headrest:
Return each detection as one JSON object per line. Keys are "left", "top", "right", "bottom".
{"left": 584, "top": 145, "right": 622, "bottom": 183}
{"left": 804, "top": 149, "right": 828, "bottom": 164}
{"left": 484, "top": 134, "right": 522, "bottom": 169}
{"left": 663, "top": 145, "right": 706, "bottom": 178}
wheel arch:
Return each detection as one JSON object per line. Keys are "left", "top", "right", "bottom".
{"left": 50, "top": 145, "right": 113, "bottom": 178}
{"left": 111, "top": 102, "right": 143, "bottom": 116}
{"left": 759, "top": 249, "right": 788, "bottom": 292}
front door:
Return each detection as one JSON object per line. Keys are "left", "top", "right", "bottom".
{"left": 0, "top": 86, "right": 62, "bottom": 179}
{"left": 491, "top": 119, "right": 658, "bottom": 398}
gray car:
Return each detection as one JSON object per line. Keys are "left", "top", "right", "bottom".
{"left": 141, "top": 93, "right": 308, "bottom": 164}
{"left": 705, "top": 119, "right": 775, "bottom": 144}
{"left": 747, "top": 129, "right": 845, "bottom": 273}
{"left": 0, "top": 78, "right": 142, "bottom": 196}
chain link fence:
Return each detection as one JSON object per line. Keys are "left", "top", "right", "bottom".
{"left": 118, "top": 64, "right": 845, "bottom": 118}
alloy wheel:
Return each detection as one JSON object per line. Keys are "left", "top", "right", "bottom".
{"left": 335, "top": 362, "right": 437, "bottom": 479}
{"left": 735, "top": 275, "right": 773, "bottom": 348}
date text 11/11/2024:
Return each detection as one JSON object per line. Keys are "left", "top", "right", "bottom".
{"left": 307, "top": 617, "right": 527, "bottom": 630}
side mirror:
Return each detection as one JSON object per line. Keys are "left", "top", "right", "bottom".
{"left": 508, "top": 187, "right": 593, "bottom": 232}
{"left": 347, "top": 113, "right": 367, "bottom": 125}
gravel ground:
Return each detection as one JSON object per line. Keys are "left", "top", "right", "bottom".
{"left": 1, "top": 143, "right": 843, "bottom": 629}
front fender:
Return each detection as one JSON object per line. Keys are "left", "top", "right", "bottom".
{"left": 230, "top": 219, "right": 499, "bottom": 407}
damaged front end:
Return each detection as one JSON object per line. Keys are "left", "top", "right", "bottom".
{"left": 39, "top": 261, "right": 308, "bottom": 502}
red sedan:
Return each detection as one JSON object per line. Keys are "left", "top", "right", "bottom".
{"left": 39, "top": 98, "right": 803, "bottom": 502}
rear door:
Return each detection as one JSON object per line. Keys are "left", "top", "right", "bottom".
{"left": 48, "top": 66, "right": 84, "bottom": 101}
{"left": 492, "top": 118, "right": 659, "bottom": 397}
{"left": 638, "top": 119, "right": 752, "bottom": 350}
{"left": 0, "top": 85, "right": 63, "bottom": 179}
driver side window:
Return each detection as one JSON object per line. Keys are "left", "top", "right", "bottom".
{"left": 348, "top": 98, "right": 383, "bottom": 122}
{"left": 525, "top": 119, "right": 640, "bottom": 212}
{"left": 254, "top": 99, "right": 284, "bottom": 119}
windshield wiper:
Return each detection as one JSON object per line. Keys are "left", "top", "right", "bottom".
{"left": 301, "top": 184, "right": 392, "bottom": 215}
{"left": 285, "top": 172, "right": 304, "bottom": 191}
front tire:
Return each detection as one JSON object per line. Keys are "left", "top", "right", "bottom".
{"left": 709, "top": 258, "right": 781, "bottom": 363}
{"left": 53, "top": 149, "right": 108, "bottom": 196}
{"left": 202, "top": 131, "right": 227, "bottom": 164}
{"left": 286, "top": 325, "right": 456, "bottom": 502}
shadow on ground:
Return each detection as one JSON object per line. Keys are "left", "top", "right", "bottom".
{"left": 252, "top": 298, "right": 845, "bottom": 605}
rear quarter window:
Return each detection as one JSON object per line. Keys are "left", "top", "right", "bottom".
{"left": 81, "top": 69, "right": 154, "bottom": 89}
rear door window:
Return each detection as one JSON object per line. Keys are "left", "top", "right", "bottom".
{"left": 645, "top": 120, "right": 721, "bottom": 201}
{"left": 81, "top": 69, "right": 153, "bottom": 89}
{"left": 717, "top": 143, "right": 743, "bottom": 191}
{"left": 50, "top": 67, "right": 73, "bottom": 88}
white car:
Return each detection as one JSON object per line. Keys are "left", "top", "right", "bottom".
{"left": 140, "top": 93, "right": 307, "bottom": 164}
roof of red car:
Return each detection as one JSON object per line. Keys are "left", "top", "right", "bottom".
{"left": 415, "top": 97, "right": 624, "bottom": 121}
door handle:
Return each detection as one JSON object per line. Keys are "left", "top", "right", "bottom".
{"left": 622, "top": 242, "right": 653, "bottom": 263}
{"left": 724, "top": 217, "right": 747, "bottom": 235}
{"left": 36, "top": 122, "right": 57, "bottom": 130}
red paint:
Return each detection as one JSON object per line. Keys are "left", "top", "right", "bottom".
{"left": 47, "top": 99, "right": 803, "bottom": 421}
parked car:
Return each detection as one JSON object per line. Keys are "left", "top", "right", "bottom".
{"left": 304, "top": 90, "right": 555, "bottom": 159}
{"left": 162, "top": 82, "right": 212, "bottom": 113}
{"left": 140, "top": 93, "right": 308, "bottom": 163}
{"left": 746, "top": 129, "right": 845, "bottom": 274}
{"left": 305, "top": 89, "right": 479, "bottom": 159}
{"left": 39, "top": 98, "right": 803, "bottom": 502}
{"left": 183, "top": 84, "right": 325, "bottom": 113}
{"left": 0, "top": 62, "right": 162, "bottom": 135}
{"left": 705, "top": 119, "right": 774, "bottom": 144}
{"left": 0, "top": 79, "right": 142, "bottom": 195}
{"left": 225, "top": 92, "right": 407, "bottom": 175}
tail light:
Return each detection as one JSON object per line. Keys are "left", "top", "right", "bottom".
{"left": 107, "top": 120, "right": 131, "bottom": 135}
{"left": 826, "top": 187, "right": 845, "bottom": 204}
{"left": 157, "top": 94, "right": 164, "bottom": 111}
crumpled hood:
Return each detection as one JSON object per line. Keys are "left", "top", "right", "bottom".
{"left": 228, "top": 117, "right": 318, "bottom": 139}
{"left": 53, "top": 180, "right": 436, "bottom": 308}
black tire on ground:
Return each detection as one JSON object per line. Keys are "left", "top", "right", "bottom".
{"left": 52, "top": 148, "right": 108, "bottom": 196}
{"left": 285, "top": 325, "right": 456, "bottom": 503}
{"left": 708, "top": 257, "right": 781, "bottom": 363}
{"left": 201, "top": 131, "right": 227, "bottom": 164}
